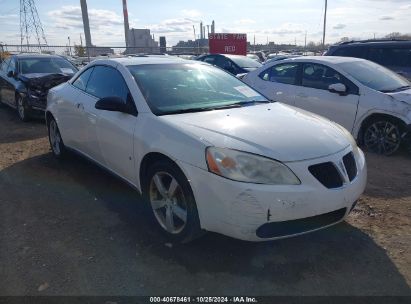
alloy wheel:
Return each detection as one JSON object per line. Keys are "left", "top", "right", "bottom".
{"left": 364, "top": 121, "right": 401, "bottom": 155}
{"left": 17, "top": 96, "right": 26, "bottom": 120}
{"left": 149, "top": 172, "right": 188, "bottom": 234}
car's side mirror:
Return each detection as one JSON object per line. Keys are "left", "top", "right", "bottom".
{"left": 328, "top": 83, "right": 347, "bottom": 95}
{"left": 95, "top": 96, "right": 128, "bottom": 113}
{"left": 7, "top": 70, "right": 15, "bottom": 78}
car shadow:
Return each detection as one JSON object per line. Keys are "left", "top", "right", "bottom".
{"left": 0, "top": 104, "right": 46, "bottom": 144}
{"left": 0, "top": 151, "right": 410, "bottom": 296}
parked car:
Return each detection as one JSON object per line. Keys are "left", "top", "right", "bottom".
{"left": 0, "top": 54, "right": 78, "bottom": 121}
{"left": 264, "top": 55, "right": 300, "bottom": 65}
{"left": 46, "top": 57, "right": 366, "bottom": 242}
{"left": 247, "top": 53, "right": 261, "bottom": 63}
{"left": 249, "top": 51, "right": 266, "bottom": 62}
{"left": 242, "top": 56, "right": 411, "bottom": 155}
{"left": 196, "top": 54, "right": 262, "bottom": 76}
{"left": 325, "top": 39, "right": 411, "bottom": 80}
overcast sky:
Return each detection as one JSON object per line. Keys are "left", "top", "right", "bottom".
{"left": 0, "top": 0, "right": 410, "bottom": 47}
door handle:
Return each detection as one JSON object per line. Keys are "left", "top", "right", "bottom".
{"left": 76, "top": 103, "right": 84, "bottom": 110}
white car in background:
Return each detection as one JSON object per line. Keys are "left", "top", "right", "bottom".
{"left": 46, "top": 58, "right": 366, "bottom": 242}
{"left": 243, "top": 56, "right": 411, "bottom": 155}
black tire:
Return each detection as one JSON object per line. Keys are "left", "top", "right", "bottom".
{"left": 48, "top": 117, "right": 66, "bottom": 159}
{"left": 16, "top": 95, "right": 30, "bottom": 122}
{"left": 142, "top": 159, "right": 204, "bottom": 243}
{"left": 362, "top": 118, "right": 402, "bottom": 156}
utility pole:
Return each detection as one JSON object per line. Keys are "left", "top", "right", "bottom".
{"left": 68, "top": 36, "right": 71, "bottom": 56}
{"left": 322, "top": 0, "right": 328, "bottom": 47}
{"left": 253, "top": 34, "right": 256, "bottom": 52}
{"left": 304, "top": 31, "right": 307, "bottom": 52}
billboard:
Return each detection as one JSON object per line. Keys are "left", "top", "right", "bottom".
{"left": 208, "top": 33, "right": 247, "bottom": 55}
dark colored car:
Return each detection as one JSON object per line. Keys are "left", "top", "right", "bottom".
{"left": 196, "top": 54, "right": 262, "bottom": 76}
{"left": 325, "top": 40, "right": 411, "bottom": 80}
{"left": 0, "top": 54, "right": 78, "bottom": 121}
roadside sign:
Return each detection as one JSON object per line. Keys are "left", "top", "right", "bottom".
{"left": 208, "top": 33, "right": 247, "bottom": 55}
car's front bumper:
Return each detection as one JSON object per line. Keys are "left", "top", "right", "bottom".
{"left": 178, "top": 146, "right": 367, "bottom": 241}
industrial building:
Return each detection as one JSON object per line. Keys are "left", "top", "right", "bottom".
{"left": 126, "top": 29, "right": 159, "bottom": 54}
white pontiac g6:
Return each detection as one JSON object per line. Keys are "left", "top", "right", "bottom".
{"left": 46, "top": 57, "right": 367, "bottom": 242}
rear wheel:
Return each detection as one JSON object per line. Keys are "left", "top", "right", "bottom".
{"left": 143, "top": 160, "right": 203, "bottom": 243}
{"left": 363, "top": 119, "right": 402, "bottom": 155}
{"left": 16, "top": 95, "right": 30, "bottom": 122}
{"left": 48, "top": 117, "right": 66, "bottom": 158}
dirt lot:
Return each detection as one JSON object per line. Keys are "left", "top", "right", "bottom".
{"left": 0, "top": 105, "right": 410, "bottom": 296}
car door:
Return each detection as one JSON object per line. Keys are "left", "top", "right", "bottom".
{"left": 85, "top": 65, "right": 137, "bottom": 182}
{"left": 249, "top": 62, "right": 300, "bottom": 104}
{"left": 59, "top": 67, "right": 94, "bottom": 149}
{"left": 294, "top": 62, "right": 360, "bottom": 131}
{"left": 3, "top": 58, "right": 18, "bottom": 106}
{"left": 0, "top": 58, "right": 11, "bottom": 103}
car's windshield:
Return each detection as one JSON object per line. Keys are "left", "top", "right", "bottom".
{"left": 128, "top": 63, "right": 269, "bottom": 115}
{"left": 19, "top": 57, "right": 78, "bottom": 75}
{"left": 226, "top": 56, "right": 262, "bottom": 68}
{"left": 338, "top": 60, "right": 410, "bottom": 92}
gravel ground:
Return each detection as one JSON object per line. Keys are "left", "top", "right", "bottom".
{"left": 0, "top": 105, "right": 410, "bottom": 296}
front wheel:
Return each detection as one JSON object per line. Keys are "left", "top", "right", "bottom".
{"left": 16, "top": 95, "right": 30, "bottom": 122}
{"left": 363, "top": 120, "right": 402, "bottom": 156}
{"left": 143, "top": 160, "right": 203, "bottom": 243}
{"left": 48, "top": 118, "right": 66, "bottom": 158}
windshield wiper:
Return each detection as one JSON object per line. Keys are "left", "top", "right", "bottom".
{"left": 207, "top": 100, "right": 271, "bottom": 110}
{"left": 381, "top": 85, "right": 411, "bottom": 93}
{"left": 159, "top": 100, "right": 271, "bottom": 116}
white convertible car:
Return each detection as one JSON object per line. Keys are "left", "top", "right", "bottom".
{"left": 242, "top": 56, "right": 411, "bottom": 155}
{"left": 46, "top": 57, "right": 366, "bottom": 242}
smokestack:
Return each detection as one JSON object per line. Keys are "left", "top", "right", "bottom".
{"left": 122, "top": 0, "right": 130, "bottom": 47}
{"left": 200, "top": 22, "right": 203, "bottom": 39}
{"left": 80, "top": 0, "right": 92, "bottom": 47}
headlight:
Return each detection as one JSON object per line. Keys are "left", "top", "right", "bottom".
{"left": 206, "top": 147, "right": 300, "bottom": 185}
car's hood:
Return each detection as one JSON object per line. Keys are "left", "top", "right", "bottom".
{"left": 160, "top": 103, "right": 351, "bottom": 162}
{"left": 386, "top": 88, "right": 411, "bottom": 105}
{"left": 18, "top": 73, "right": 73, "bottom": 91}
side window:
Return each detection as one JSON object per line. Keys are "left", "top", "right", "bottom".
{"left": 368, "top": 48, "right": 388, "bottom": 66}
{"left": 302, "top": 63, "right": 342, "bottom": 90}
{"left": 269, "top": 63, "right": 299, "bottom": 85}
{"left": 203, "top": 56, "right": 216, "bottom": 64}
{"left": 8, "top": 59, "right": 16, "bottom": 73}
{"left": 85, "top": 66, "right": 129, "bottom": 101}
{"left": 390, "top": 48, "right": 411, "bottom": 67}
{"left": 369, "top": 48, "right": 411, "bottom": 67}
{"left": 1, "top": 58, "right": 10, "bottom": 73}
{"left": 333, "top": 47, "right": 367, "bottom": 59}
{"left": 259, "top": 68, "right": 271, "bottom": 81}
{"left": 72, "top": 67, "right": 94, "bottom": 91}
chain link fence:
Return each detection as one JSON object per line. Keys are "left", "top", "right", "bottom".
{"left": 0, "top": 44, "right": 210, "bottom": 64}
